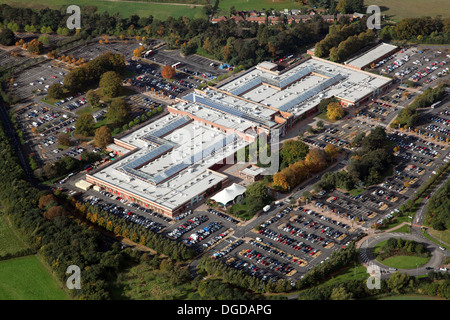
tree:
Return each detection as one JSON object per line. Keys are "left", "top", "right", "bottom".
{"left": 327, "top": 102, "right": 345, "bottom": 120}
{"left": 316, "top": 120, "right": 324, "bottom": 129}
{"left": 386, "top": 272, "right": 412, "bottom": 294}
{"left": 0, "top": 28, "right": 16, "bottom": 46}
{"left": 44, "top": 205, "right": 68, "bottom": 221}
{"left": 324, "top": 144, "right": 339, "bottom": 161}
{"left": 280, "top": 139, "right": 309, "bottom": 168}
{"left": 27, "top": 39, "right": 43, "bottom": 54}
{"left": 38, "top": 194, "right": 57, "bottom": 210}
{"left": 57, "top": 133, "right": 72, "bottom": 147}
{"left": 245, "top": 181, "right": 269, "bottom": 202}
{"left": 47, "top": 83, "right": 64, "bottom": 99}
{"left": 99, "top": 71, "right": 122, "bottom": 98}
{"left": 86, "top": 89, "right": 101, "bottom": 108}
{"left": 330, "top": 286, "right": 353, "bottom": 300}
{"left": 75, "top": 114, "right": 95, "bottom": 136}
{"left": 42, "top": 162, "right": 58, "bottom": 179}
{"left": 273, "top": 172, "right": 289, "bottom": 191}
{"left": 63, "top": 66, "right": 88, "bottom": 93}
{"left": 336, "top": 0, "right": 349, "bottom": 13}
{"left": 94, "top": 126, "right": 113, "bottom": 148}
{"left": 161, "top": 65, "right": 176, "bottom": 79}
{"left": 106, "top": 98, "right": 131, "bottom": 125}
{"left": 38, "top": 35, "right": 50, "bottom": 45}
{"left": 305, "top": 148, "right": 327, "bottom": 173}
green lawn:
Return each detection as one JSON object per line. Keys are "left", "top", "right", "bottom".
{"left": 379, "top": 255, "right": 430, "bottom": 269}
{"left": 378, "top": 214, "right": 410, "bottom": 230}
{"left": 421, "top": 229, "right": 450, "bottom": 250}
{"left": 348, "top": 188, "right": 365, "bottom": 197}
{"left": 324, "top": 264, "right": 369, "bottom": 285}
{"left": 390, "top": 224, "right": 411, "bottom": 234}
{"left": 75, "top": 105, "right": 102, "bottom": 116}
{"left": 0, "top": 255, "right": 69, "bottom": 300}
{"left": 0, "top": 214, "right": 30, "bottom": 257}
{"left": 229, "top": 200, "right": 254, "bottom": 221}
{"left": 373, "top": 239, "right": 430, "bottom": 269}
{"left": 372, "top": 239, "right": 388, "bottom": 256}
{"left": 2, "top": 0, "right": 206, "bottom": 19}
{"left": 427, "top": 228, "right": 450, "bottom": 246}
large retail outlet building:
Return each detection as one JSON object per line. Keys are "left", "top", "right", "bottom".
{"left": 85, "top": 56, "right": 393, "bottom": 217}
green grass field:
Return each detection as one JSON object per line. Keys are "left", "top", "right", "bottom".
{"left": 2, "top": 0, "right": 448, "bottom": 21}
{"left": 389, "top": 224, "right": 411, "bottom": 234}
{"left": 379, "top": 255, "right": 430, "bottom": 269}
{"left": 324, "top": 264, "right": 369, "bottom": 284}
{"left": 373, "top": 239, "right": 430, "bottom": 269}
{"left": 1, "top": 0, "right": 205, "bottom": 19}
{"left": 428, "top": 228, "right": 450, "bottom": 245}
{"left": 0, "top": 255, "right": 69, "bottom": 300}
{"left": 370, "top": 0, "right": 450, "bottom": 21}
{"left": 218, "top": 0, "right": 303, "bottom": 12}
{"left": 0, "top": 214, "right": 30, "bottom": 257}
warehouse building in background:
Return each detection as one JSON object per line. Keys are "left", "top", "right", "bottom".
{"left": 345, "top": 42, "right": 399, "bottom": 70}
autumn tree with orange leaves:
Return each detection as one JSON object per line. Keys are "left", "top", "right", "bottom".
{"left": 161, "top": 65, "right": 176, "bottom": 79}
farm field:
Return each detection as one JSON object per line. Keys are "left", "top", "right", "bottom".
{"left": 2, "top": 0, "right": 448, "bottom": 21}
{"left": 1, "top": 0, "right": 205, "bottom": 19}
{"left": 0, "top": 255, "right": 69, "bottom": 300}
{"left": 218, "top": 0, "right": 303, "bottom": 12}
{"left": 370, "top": 0, "right": 450, "bottom": 21}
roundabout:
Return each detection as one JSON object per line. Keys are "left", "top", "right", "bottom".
{"left": 358, "top": 230, "right": 446, "bottom": 279}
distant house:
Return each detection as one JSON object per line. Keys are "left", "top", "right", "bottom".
{"left": 211, "top": 16, "right": 228, "bottom": 24}
{"left": 321, "top": 14, "right": 336, "bottom": 23}
{"left": 247, "top": 15, "right": 266, "bottom": 24}
{"left": 230, "top": 15, "right": 244, "bottom": 23}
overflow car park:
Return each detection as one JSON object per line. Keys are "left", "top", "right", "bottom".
{"left": 142, "top": 44, "right": 229, "bottom": 80}
{"left": 9, "top": 62, "right": 69, "bottom": 100}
